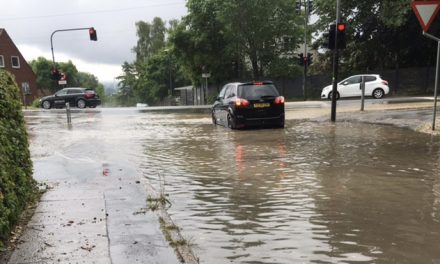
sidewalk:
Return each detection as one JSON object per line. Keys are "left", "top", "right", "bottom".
{"left": 8, "top": 163, "right": 180, "bottom": 264}
{"left": 6, "top": 117, "right": 181, "bottom": 264}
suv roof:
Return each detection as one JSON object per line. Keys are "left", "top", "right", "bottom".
{"left": 225, "top": 81, "right": 274, "bottom": 86}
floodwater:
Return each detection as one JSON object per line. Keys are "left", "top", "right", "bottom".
{"left": 25, "top": 108, "right": 440, "bottom": 264}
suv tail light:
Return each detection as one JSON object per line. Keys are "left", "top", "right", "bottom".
{"left": 382, "top": 80, "right": 389, "bottom": 86}
{"left": 84, "top": 91, "right": 95, "bottom": 99}
{"left": 274, "top": 96, "right": 285, "bottom": 105}
{"left": 235, "top": 98, "right": 250, "bottom": 108}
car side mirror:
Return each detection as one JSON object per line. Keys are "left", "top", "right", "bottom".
{"left": 216, "top": 96, "right": 222, "bottom": 101}
{"left": 342, "top": 82, "right": 348, "bottom": 85}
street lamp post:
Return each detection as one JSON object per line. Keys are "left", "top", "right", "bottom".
{"left": 50, "top": 27, "right": 96, "bottom": 68}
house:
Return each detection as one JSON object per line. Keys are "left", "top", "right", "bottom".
{"left": 0, "top": 28, "right": 39, "bottom": 105}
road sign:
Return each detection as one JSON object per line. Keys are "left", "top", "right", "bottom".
{"left": 412, "top": 1, "right": 440, "bottom": 32}
{"left": 202, "top": 73, "right": 211, "bottom": 78}
{"left": 58, "top": 80, "right": 67, "bottom": 85}
{"left": 21, "top": 82, "right": 30, "bottom": 95}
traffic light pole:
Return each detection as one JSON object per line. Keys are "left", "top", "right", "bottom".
{"left": 50, "top": 27, "right": 93, "bottom": 68}
{"left": 330, "top": 0, "right": 341, "bottom": 122}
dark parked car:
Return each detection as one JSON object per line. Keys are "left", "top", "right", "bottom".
{"left": 40, "top": 87, "right": 101, "bottom": 109}
{"left": 212, "top": 81, "right": 285, "bottom": 129}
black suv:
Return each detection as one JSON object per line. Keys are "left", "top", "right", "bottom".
{"left": 40, "top": 87, "right": 101, "bottom": 109}
{"left": 212, "top": 81, "right": 285, "bottom": 129}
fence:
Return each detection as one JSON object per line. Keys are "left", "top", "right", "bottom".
{"left": 176, "top": 67, "right": 436, "bottom": 105}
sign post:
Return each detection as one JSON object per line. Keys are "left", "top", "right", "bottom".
{"left": 202, "top": 73, "right": 210, "bottom": 105}
{"left": 423, "top": 32, "right": 440, "bottom": 130}
{"left": 21, "top": 82, "right": 30, "bottom": 109}
{"left": 412, "top": 1, "right": 440, "bottom": 130}
{"left": 360, "top": 76, "right": 366, "bottom": 111}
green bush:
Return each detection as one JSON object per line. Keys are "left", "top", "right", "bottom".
{"left": 31, "top": 98, "right": 41, "bottom": 109}
{"left": 0, "top": 70, "right": 37, "bottom": 248}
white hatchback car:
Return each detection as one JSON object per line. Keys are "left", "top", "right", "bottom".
{"left": 321, "top": 74, "right": 389, "bottom": 100}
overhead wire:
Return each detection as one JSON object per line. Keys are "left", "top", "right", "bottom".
{"left": 0, "top": 1, "right": 185, "bottom": 21}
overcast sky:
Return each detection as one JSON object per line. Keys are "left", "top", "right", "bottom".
{"left": 0, "top": 0, "right": 188, "bottom": 83}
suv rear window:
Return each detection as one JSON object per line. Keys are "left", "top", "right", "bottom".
{"left": 238, "top": 84, "right": 279, "bottom": 100}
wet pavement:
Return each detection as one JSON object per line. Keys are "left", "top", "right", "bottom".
{"left": 10, "top": 110, "right": 180, "bottom": 264}
{"left": 10, "top": 103, "right": 440, "bottom": 263}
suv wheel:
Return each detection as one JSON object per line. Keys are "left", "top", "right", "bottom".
{"left": 212, "top": 112, "right": 217, "bottom": 125}
{"left": 227, "top": 114, "right": 236, "bottom": 129}
{"left": 77, "top": 99, "right": 86, "bottom": 108}
{"left": 42, "top": 101, "right": 51, "bottom": 109}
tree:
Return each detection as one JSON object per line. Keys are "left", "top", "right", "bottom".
{"left": 117, "top": 17, "right": 192, "bottom": 106}
{"left": 171, "top": 0, "right": 302, "bottom": 83}
{"left": 116, "top": 62, "right": 137, "bottom": 106}
{"left": 29, "top": 57, "right": 57, "bottom": 92}
{"left": 221, "top": 0, "right": 302, "bottom": 78}
{"left": 133, "top": 17, "right": 167, "bottom": 63}
{"left": 29, "top": 57, "right": 105, "bottom": 94}
{"left": 312, "top": 0, "right": 436, "bottom": 73}
{"left": 171, "top": 0, "right": 238, "bottom": 85}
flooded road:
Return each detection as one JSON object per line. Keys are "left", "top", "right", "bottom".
{"left": 25, "top": 108, "right": 440, "bottom": 264}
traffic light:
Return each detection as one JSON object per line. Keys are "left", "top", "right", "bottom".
{"left": 50, "top": 69, "right": 61, "bottom": 81}
{"left": 307, "top": 53, "right": 313, "bottom": 65}
{"left": 89, "top": 27, "right": 97, "bottom": 41}
{"left": 308, "top": 0, "right": 313, "bottom": 12}
{"left": 295, "top": 1, "right": 301, "bottom": 14}
{"left": 298, "top": 53, "right": 304, "bottom": 66}
{"left": 337, "top": 23, "right": 346, "bottom": 49}
{"left": 326, "top": 23, "right": 347, "bottom": 50}
{"left": 328, "top": 24, "right": 336, "bottom": 50}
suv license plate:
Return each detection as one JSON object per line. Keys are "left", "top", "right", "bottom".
{"left": 254, "top": 103, "right": 270, "bottom": 108}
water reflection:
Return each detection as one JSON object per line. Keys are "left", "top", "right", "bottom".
{"left": 25, "top": 110, "right": 440, "bottom": 263}
{"left": 136, "top": 116, "right": 440, "bottom": 264}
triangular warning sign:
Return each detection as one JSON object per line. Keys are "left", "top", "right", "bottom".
{"left": 412, "top": 1, "right": 440, "bottom": 32}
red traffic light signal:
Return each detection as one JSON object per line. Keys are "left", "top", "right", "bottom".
{"left": 337, "top": 23, "right": 346, "bottom": 32}
{"left": 337, "top": 23, "right": 346, "bottom": 49}
{"left": 326, "top": 23, "right": 347, "bottom": 50}
{"left": 89, "top": 27, "right": 97, "bottom": 41}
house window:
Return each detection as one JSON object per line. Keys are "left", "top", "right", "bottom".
{"left": 11, "top": 56, "right": 20, "bottom": 68}
{"left": 0, "top": 55, "right": 4, "bottom": 68}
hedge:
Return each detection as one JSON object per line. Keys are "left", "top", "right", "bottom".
{"left": 0, "top": 70, "right": 37, "bottom": 248}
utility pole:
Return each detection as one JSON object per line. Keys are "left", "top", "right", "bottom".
{"left": 330, "top": 0, "right": 340, "bottom": 122}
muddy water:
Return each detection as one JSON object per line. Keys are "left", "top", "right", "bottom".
{"left": 26, "top": 109, "right": 440, "bottom": 264}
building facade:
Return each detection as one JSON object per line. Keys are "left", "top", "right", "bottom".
{"left": 0, "top": 28, "right": 39, "bottom": 105}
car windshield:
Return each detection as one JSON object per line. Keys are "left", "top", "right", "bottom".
{"left": 238, "top": 84, "right": 279, "bottom": 100}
